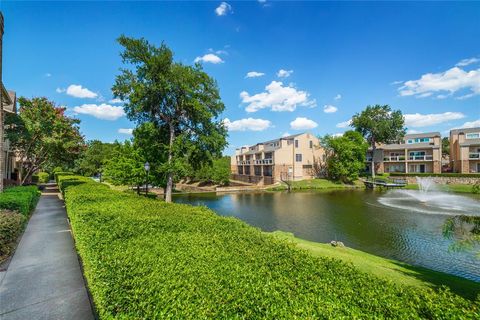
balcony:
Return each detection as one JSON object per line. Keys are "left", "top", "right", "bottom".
{"left": 383, "top": 156, "right": 405, "bottom": 162}
{"left": 408, "top": 155, "right": 433, "bottom": 161}
{"left": 469, "top": 152, "right": 480, "bottom": 159}
{"left": 254, "top": 158, "right": 273, "bottom": 165}
{"left": 239, "top": 160, "right": 251, "bottom": 165}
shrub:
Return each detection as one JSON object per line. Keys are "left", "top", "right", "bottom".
{"left": 0, "top": 210, "right": 25, "bottom": 259}
{"left": 38, "top": 172, "right": 50, "bottom": 184}
{"left": 57, "top": 174, "right": 479, "bottom": 319}
{"left": 473, "top": 182, "right": 480, "bottom": 194}
{"left": 0, "top": 186, "right": 41, "bottom": 215}
{"left": 54, "top": 171, "right": 73, "bottom": 183}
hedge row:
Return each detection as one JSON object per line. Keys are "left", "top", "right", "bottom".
{"left": 0, "top": 186, "right": 41, "bottom": 216}
{"left": 390, "top": 173, "right": 480, "bottom": 178}
{"left": 54, "top": 171, "right": 73, "bottom": 184}
{"left": 58, "top": 174, "right": 479, "bottom": 319}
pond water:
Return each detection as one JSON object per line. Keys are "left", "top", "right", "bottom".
{"left": 175, "top": 189, "right": 480, "bottom": 282}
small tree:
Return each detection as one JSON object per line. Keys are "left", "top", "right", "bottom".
{"left": 5, "top": 97, "right": 85, "bottom": 184}
{"left": 112, "top": 36, "right": 227, "bottom": 202}
{"left": 442, "top": 137, "right": 450, "bottom": 156}
{"left": 321, "top": 131, "right": 368, "bottom": 183}
{"left": 351, "top": 105, "right": 405, "bottom": 178}
{"left": 74, "top": 140, "right": 115, "bottom": 177}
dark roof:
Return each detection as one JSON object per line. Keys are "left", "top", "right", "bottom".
{"left": 405, "top": 132, "right": 441, "bottom": 139}
{"left": 260, "top": 133, "right": 303, "bottom": 145}
{"left": 460, "top": 138, "right": 480, "bottom": 147}
{"left": 1, "top": 84, "right": 13, "bottom": 106}
{"left": 4, "top": 90, "right": 16, "bottom": 114}
{"left": 379, "top": 142, "right": 439, "bottom": 150}
{"left": 450, "top": 127, "right": 480, "bottom": 135}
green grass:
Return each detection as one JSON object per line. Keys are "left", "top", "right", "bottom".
{"left": 57, "top": 174, "right": 479, "bottom": 319}
{"left": 270, "top": 231, "right": 480, "bottom": 301}
{"left": 405, "top": 183, "right": 480, "bottom": 194}
{"left": 268, "top": 178, "right": 363, "bottom": 191}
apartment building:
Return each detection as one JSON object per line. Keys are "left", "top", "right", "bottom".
{"left": 231, "top": 133, "right": 324, "bottom": 185}
{"left": 450, "top": 127, "right": 480, "bottom": 173}
{"left": 366, "top": 132, "right": 442, "bottom": 174}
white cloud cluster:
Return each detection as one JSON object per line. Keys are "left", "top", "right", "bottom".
{"left": 240, "top": 81, "right": 316, "bottom": 113}
{"left": 215, "top": 2, "right": 232, "bottom": 16}
{"left": 290, "top": 117, "right": 318, "bottom": 130}
{"left": 224, "top": 118, "right": 272, "bottom": 131}
{"left": 336, "top": 119, "right": 352, "bottom": 128}
{"left": 453, "top": 119, "right": 480, "bottom": 129}
{"left": 118, "top": 128, "right": 133, "bottom": 134}
{"left": 277, "top": 69, "right": 293, "bottom": 78}
{"left": 245, "top": 71, "right": 265, "bottom": 78}
{"left": 282, "top": 132, "right": 291, "bottom": 137}
{"left": 63, "top": 84, "right": 98, "bottom": 98}
{"left": 109, "top": 98, "right": 124, "bottom": 104}
{"left": 323, "top": 104, "right": 338, "bottom": 113}
{"left": 455, "top": 57, "right": 479, "bottom": 67}
{"left": 334, "top": 94, "right": 342, "bottom": 100}
{"left": 404, "top": 112, "right": 465, "bottom": 128}
{"left": 73, "top": 103, "right": 125, "bottom": 120}
{"left": 398, "top": 66, "right": 480, "bottom": 100}
{"left": 194, "top": 53, "right": 224, "bottom": 64}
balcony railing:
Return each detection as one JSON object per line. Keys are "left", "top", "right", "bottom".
{"left": 408, "top": 155, "right": 433, "bottom": 161}
{"left": 254, "top": 159, "right": 273, "bottom": 165}
{"left": 383, "top": 156, "right": 405, "bottom": 162}
{"left": 469, "top": 152, "right": 480, "bottom": 159}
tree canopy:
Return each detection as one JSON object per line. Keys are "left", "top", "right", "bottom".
{"left": 320, "top": 131, "right": 368, "bottom": 183}
{"left": 74, "top": 140, "right": 116, "bottom": 177}
{"left": 351, "top": 105, "right": 405, "bottom": 177}
{"left": 112, "top": 36, "right": 228, "bottom": 202}
{"left": 6, "top": 97, "right": 85, "bottom": 184}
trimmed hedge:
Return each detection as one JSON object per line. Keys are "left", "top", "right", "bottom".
{"left": 0, "top": 210, "right": 25, "bottom": 259}
{"left": 58, "top": 174, "right": 480, "bottom": 319}
{"left": 0, "top": 186, "right": 41, "bottom": 216}
{"left": 38, "top": 172, "right": 50, "bottom": 184}
{"left": 54, "top": 171, "right": 73, "bottom": 184}
{"left": 390, "top": 172, "right": 480, "bottom": 178}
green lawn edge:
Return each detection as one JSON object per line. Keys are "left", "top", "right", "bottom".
{"left": 269, "top": 230, "right": 480, "bottom": 301}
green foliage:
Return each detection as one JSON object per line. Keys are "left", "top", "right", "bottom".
{"left": 58, "top": 174, "right": 479, "bottom": 319}
{"left": 443, "top": 215, "right": 480, "bottom": 257}
{"left": 189, "top": 156, "right": 230, "bottom": 185}
{"left": 74, "top": 140, "right": 116, "bottom": 177}
{"left": 442, "top": 137, "right": 450, "bottom": 156}
{"left": 0, "top": 186, "right": 41, "bottom": 216}
{"left": 472, "top": 181, "right": 480, "bottom": 194}
{"left": 54, "top": 171, "right": 73, "bottom": 184}
{"left": 5, "top": 97, "right": 85, "bottom": 184}
{"left": 321, "top": 131, "right": 369, "bottom": 183}
{"left": 0, "top": 210, "right": 25, "bottom": 260}
{"left": 112, "top": 36, "right": 228, "bottom": 202}
{"left": 38, "top": 172, "right": 50, "bottom": 184}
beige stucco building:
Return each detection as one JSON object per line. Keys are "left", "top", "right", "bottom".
{"left": 450, "top": 127, "right": 480, "bottom": 173}
{"left": 231, "top": 133, "right": 325, "bottom": 185}
{"left": 366, "top": 132, "right": 442, "bottom": 174}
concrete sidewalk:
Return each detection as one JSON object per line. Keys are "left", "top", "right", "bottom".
{"left": 0, "top": 185, "right": 94, "bottom": 320}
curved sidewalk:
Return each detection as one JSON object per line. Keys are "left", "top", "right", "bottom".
{"left": 0, "top": 184, "right": 94, "bottom": 320}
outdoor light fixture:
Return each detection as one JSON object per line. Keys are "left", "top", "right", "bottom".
{"left": 144, "top": 162, "right": 150, "bottom": 172}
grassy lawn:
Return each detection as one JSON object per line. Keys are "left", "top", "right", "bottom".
{"left": 270, "top": 231, "right": 480, "bottom": 301}
{"left": 268, "top": 178, "right": 363, "bottom": 191}
{"left": 405, "top": 183, "right": 479, "bottom": 194}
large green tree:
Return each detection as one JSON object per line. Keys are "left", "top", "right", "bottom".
{"left": 351, "top": 105, "right": 405, "bottom": 177}
{"left": 320, "top": 131, "right": 368, "bottom": 183}
{"left": 74, "top": 140, "right": 115, "bottom": 177}
{"left": 112, "top": 36, "right": 228, "bottom": 202}
{"left": 442, "top": 137, "right": 450, "bottom": 156}
{"left": 6, "top": 97, "right": 85, "bottom": 184}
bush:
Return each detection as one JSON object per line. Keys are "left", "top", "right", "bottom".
{"left": 57, "top": 174, "right": 479, "bottom": 319}
{"left": 473, "top": 182, "right": 480, "bottom": 194}
{"left": 38, "top": 172, "right": 50, "bottom": 184}
{"left": 0, "top": 186, "right": 41, "bottom": 215}
{"left": 54, "top": 171, "right": 73, "bottom": 184}
{"left": 0, "top": 210, "right": 25, "bottom": 259}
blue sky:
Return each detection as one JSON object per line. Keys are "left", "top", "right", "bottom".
{"left": 2, "top": 1, "right": 479, "bottom": 155}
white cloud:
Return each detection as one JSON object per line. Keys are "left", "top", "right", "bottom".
{"left": 56, "top": 88, "right": 65, "bottom": 93}
{"left": 118, "top": 128, "right": 133, "bottom": 135}
{"left": 455, "top": 119, "right": 480, "bottom": 129}
{"left": 455, "top": 57, "right": 479, "bottom": 67}
{"left": 109, "top": 98, "right": 124, "bottom": 104}
{"left": 240, "top": 81, "right": 316, "bottom": 113}
{"left": 224, "top": 118, "right": 272, "bottom": 131}
{"left": 323, "top": 104, "right": 338, "bottom": 113}
{"left": 398, "top": 66, "right": 480, "bottom": 99}
{"left": 245, "top": 71, "right": 265, "bottom": 78}
{"left": 336, "top": 119, "right": 352, "bottom": 128}
{"left": 215, "top": 2, "right": 232, "bottom": 16}
{"left": 277, "top": 69, "right": 293, "bottom": 78}
{"left": 406, "top": 129, "right": 420, "bottom": 134}
{"left": 194, "top": 53, "right": 224, "bottom": 64}
{"left": 290, "top": 117, "right": 318, "bottom": 130}
{"left": 334, "top": 94, "right": 342, "bottom": 100}
{"left": 73, "top": 103, "right": 125, "bottom": 121}
{"left": 65, "top": 84, "right": 98, "bottom": 98}
{"left": 404, "top": 112, "right": 465, "bottom": 128}
{"left": 282, "top": 132, "right": 291, "bottom": 137}
{"left": 44, "top": 73, "right": 52, "bottom": 77}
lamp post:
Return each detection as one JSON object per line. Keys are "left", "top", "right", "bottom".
{"left": 144, "top": 162, "right": 150, "bottom": 196}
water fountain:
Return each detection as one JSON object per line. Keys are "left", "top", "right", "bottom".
{"left": 378, "top": 177, "right": 480, "bottom": 216}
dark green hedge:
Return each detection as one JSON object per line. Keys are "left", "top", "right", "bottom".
{"left": 390, "top": 173, "right": 480, "bottom": 178}
{"left": 54, "top": 171, "right": 73, "bottom": 184}
{"left": 58, "top": 174, "right": 479, "bottom": 319}
{"left": 0, "top": 186, "right": 41, "bottom": 216}
{"left": 0, "top": 210, "right": 25, "bottom": 259}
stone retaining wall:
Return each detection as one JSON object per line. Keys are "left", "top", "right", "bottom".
{"left": 404, "top": 176, "right": 480, "bottom": 185}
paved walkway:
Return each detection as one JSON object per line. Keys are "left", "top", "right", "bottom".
{"left": 0, "top": 185, "right": 94, "bottom": 320}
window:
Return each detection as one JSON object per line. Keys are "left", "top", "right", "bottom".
{"left": 407, "top": 137, "right": 431, "bottom": 144}
{"left": 309, "top": 140, "right": 313, "bottom": 148}
{"left": 466, "top": 133, "right": 480, "bottom": 139}
{"left": 296, "top": 154, "right": 302, "bottom": 162}
{"left": 295, "top": 140, "right": 299, "bottom": 148}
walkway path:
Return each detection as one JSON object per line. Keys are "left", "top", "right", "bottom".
{"left": 0, "top": 184, "right": 94, "bottom": 320}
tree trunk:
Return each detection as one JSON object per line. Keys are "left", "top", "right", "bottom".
{"left": 164, "top": 123, "right": 175, "bottom": 203}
